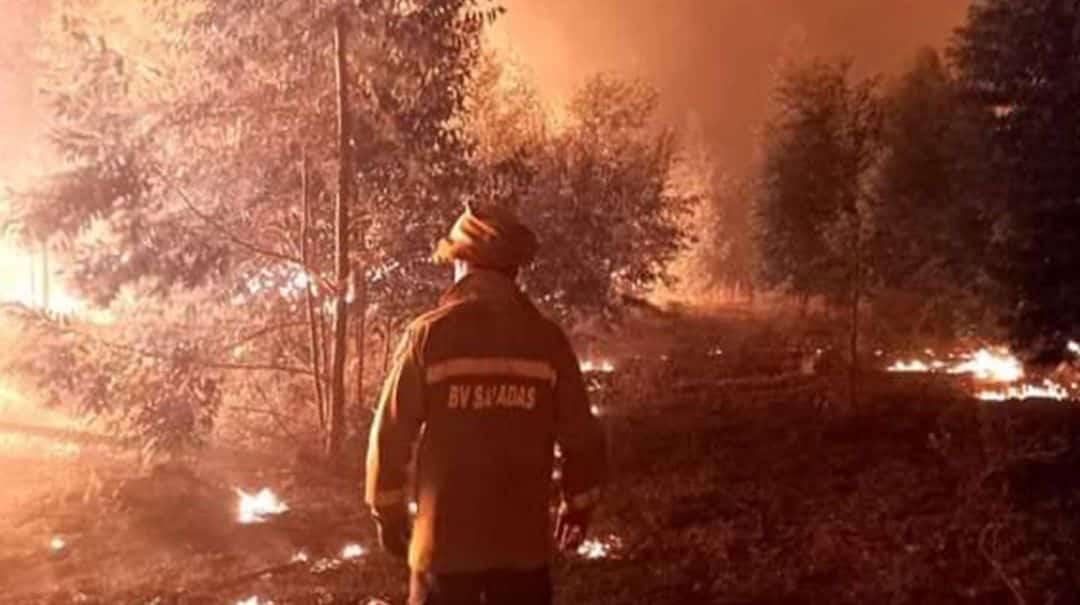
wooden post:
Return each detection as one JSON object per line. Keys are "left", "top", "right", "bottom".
{"left": 327, "top": 11, "right": 351, "bottom": 463}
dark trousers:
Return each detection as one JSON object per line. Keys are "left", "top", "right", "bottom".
{"left": 409, "top": 567, "right": 552, "bottom": 605}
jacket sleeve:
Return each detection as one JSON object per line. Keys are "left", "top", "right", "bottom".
{"left": 552, "top": 330, "right": 609, "bottom": 511}
{"left": 365, "top": 326, "right": 426, "bottom": 513}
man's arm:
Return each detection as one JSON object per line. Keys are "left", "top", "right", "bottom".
{"left": 551, "top": 330, "right": 609, "bottom": 548}
{"left": 364, "top": 327, "right": 426, "bottom": 555}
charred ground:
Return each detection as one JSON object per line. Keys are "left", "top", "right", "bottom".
{"left": 3, "top": 310, "right": 1079, "bottom": 605}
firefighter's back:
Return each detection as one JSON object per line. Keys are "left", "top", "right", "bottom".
{"left": 409, "top": 274, "right": 567, "bottom": 573}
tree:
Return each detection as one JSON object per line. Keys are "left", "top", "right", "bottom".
{"left": 524, "top": 75, "right": 691, "bottom": 322}
{"left": 873, "top": 48, "right": 994, "bottom": 338}
{"left": 950, "top": 0, "right": 1080, "bottom": 353}
{"left": 8, "top": 0, "right": 493, "bottom": 461}
{"left": 756, "top": 59, "right": 884, "bottom": 308}
{"left": 662, "top": 114, "right": 757, "bottom": 303}
{"left": 464, "top": 67, "right": 692, "bottom": 323}
{"left": 757, "top": 57, "right": 884, "bottom": 405}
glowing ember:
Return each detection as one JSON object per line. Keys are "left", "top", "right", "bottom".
{"left": 236, "top": 597, "right": 272, "bottom": 605}
{"left": 977, "top": 380, "right": 1070, "bottom": 402}
{"left": 948, "top": 348, "right": 1024, "bottom": 383}
{"left": 887, "top": 360, "right": 932, "bottom": 373}
{"left": 580, "top": 359, "right": 615, "bottom": 373}
{"left": 291, "top": 551, "right": 309, "bottom": 563}
{"left": 1068, "top": 341, "right": 1080, "bottom": 356}
{"left": 590, "top": 404, "right": 603, "bottom": 417}
{"left": 341, "top": 543, "right": 367, "bottom": 559}
{"left": 576, "top": 534, "right": 623, "bottom": 560}
{"left": 49, "top": 536, "right": 65, "bottom": 553}
{"left": 236, "top": 488, "right": 289, "bottom": 524}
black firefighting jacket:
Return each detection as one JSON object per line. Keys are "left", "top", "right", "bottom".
{"left": 364, "top": 270, "right": 608, "bottom": 573}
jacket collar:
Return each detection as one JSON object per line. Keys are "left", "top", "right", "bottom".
{"left": 440, "top": 269, "right": 528, "bottom": 309}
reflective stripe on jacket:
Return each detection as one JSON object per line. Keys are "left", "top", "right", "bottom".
{"left": 364, "top": 270, "right": 608, "bottom": 573}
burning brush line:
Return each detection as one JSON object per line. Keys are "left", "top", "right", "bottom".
{"left": 887, "top": 346, "right": 1076, "bottom": 402}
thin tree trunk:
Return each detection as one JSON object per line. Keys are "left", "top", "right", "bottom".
{"left": 382, "top": 317, "right": 394, "bottom": 375}
{"left": 849, "top": 215, "right": 862, "bottom": 410}
{"left": 40, "top": 239, "right": 50, "bottom": 311}
{"left": 300, "top": 152, "right": 326, "bottom": 431}
{"left": 327, "top": 12, "right": 351, "bottom": 463}
{"left": 353, "top": 267, "right": 367, "bottom": 407}
{"left": 28, "top": 246, "right": 36, "bottom": 308}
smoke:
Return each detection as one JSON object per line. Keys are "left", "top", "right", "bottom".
{"left": 0, "top": 2, "right": 970, "bottom": 180}
{"left": 0, "top": 1, "right": 49, "bottom": 189}
{"left": 492, "top": 0, "right": 971, "bottom": 171}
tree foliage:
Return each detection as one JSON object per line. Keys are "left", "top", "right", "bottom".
{"left": 756, "top": 58, "right": 884, "bottom": 305}
{"left": 8, "top": 0, "right": 493, "bottom": 458}
{"left": 466, "top": 67, "right": 692, "bottom": 321}
{"left": 873, "top": 48, "right": 995, "bottom": 337}
{"left": 950, "top": 0, "right": 1080, "bottom": 352}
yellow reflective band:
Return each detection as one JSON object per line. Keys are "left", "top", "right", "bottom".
{"left": 370, "top": 488, "right": 407, "bottom": 508}
{"left": 426, "top": 357, "right": 557, "bottom": 386}
{"left": 568, "top": 487, "right": 602, "bottom": 510}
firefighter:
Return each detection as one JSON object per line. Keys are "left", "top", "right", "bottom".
{"left": 365, "top": 204, "right": 609, "bottom": 605}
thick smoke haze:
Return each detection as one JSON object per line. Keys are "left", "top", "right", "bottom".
{"left": 0, "top": 2, "right": 971, "bottom": 180}
{"left": 0, "top": 1, "right": 46, "bottom": 183}
{"left": 493, "top": 0, "right": 971, "bottom": 170}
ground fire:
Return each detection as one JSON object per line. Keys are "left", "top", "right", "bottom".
{"left": 887, "top": 346, "right": 1078, "bottom": 402}
{"left": 4, "top": 1, "right": 1080, "bottom": 603}
{"left": 236, "top": 488, "right": 290, "bottom": 524}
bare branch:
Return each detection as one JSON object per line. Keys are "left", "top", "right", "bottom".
{"left": 169, "top": 182, "right": 302, "bottom": 267}
{"left": 217, "top": 321, "right": 308, "bottom": 353}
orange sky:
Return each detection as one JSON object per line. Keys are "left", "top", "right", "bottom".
{"left": 493, "top": 0, "right": 971, "bottom": 170}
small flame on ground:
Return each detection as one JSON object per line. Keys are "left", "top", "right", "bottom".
{"left": 590, "top": 405, "right": 603, "bottom": 417}
{"left": 887, "top": 360, "right": 932, "bottom": 373}
{"left": 948, "top": 349, "right": 1024, "bottom": 383}
{"left": 236, "top": 488, "right": 289, "bottom": 524}
{"left": 977, "top": 380, "right": 1070, "bottom": 402}
{"left": 576, "top": 534, "right": 623, "bottom": 560}
{"left": 1068, "top": 341, "right": 1080, "bottom": 355}
{"left": 580, "top": 359, "right": 616, "bottom": 373}
{"left": 290, "top": 551, "right": 309, "bottom": 563}
{"left": 49, "top": 536, "right": 65, "bottom": 552}
{"left": 236, "top": 597, "right": 272, "bottom": 605}
{"left": 342, "top": 543, "right": 367, "bottom": 559}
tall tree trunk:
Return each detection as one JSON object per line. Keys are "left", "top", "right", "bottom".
{"left": 849, "top": 214, "right": 862, "bottom": 410}
{"left": 327, "top": 12, "right": 351, "bottom": 463}
{"left": 382, "top": 317, "right": 394, "bottom": 375}
{"left": 353, "top": 267, "right": 367, "bottom": 408}
{"left": 40, "top": 239, "right": 49, "bottom": 311}
{"left": 28, "top": 246, "right": 36, "bottom": 308}
{"left": 300, "top": 153, "right": 326, "bottom": 431}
